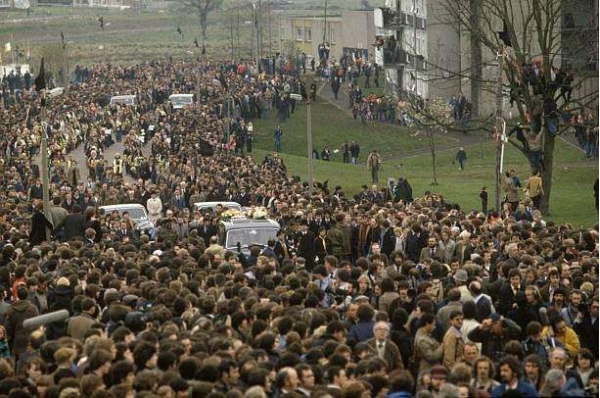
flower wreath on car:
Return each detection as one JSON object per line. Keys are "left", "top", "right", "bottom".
{"left": 244, "top": 206, "right": 268, "bottom": 220}
{"left": 220, "top": 209, "right": 243, "bottom": 221}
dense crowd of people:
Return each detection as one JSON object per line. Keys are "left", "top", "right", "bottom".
{"left": 0, "top": 56, "right": 597, "bottom": 398}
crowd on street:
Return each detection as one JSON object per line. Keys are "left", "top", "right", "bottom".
{"left": 0, "top": 56, "right": 597, "bottom": 398}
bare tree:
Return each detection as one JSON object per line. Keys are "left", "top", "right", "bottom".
{"left": 404, "top": 96, "right": 454, "bottom": 185}
{"left": 181, "top": 0, "right": 224, "bottom": 40}
{"left": 437, "top": 0, "right": 598, "bottom": 214}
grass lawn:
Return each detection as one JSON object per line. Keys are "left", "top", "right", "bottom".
{"left": 251, "top": 90, "right": 598, "bottom": 228}
{"left": 251, "top": 97, "right": 455, "bottom": 160}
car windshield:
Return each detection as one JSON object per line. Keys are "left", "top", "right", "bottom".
{"left": 225, "top": 227, "right": 278, "bottom": 249}
{"left": 117, "top": 208, "right": 147, "bottom": 220}
{"left": 171, "top": 97, "right": 193, "bottom": 106}
{"left": 111, "top": 97, "right": 135, "bottom": 106}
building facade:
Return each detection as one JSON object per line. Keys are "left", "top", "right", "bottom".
{"left": 279, "top": 10, "right": 375, "bottom": 66}
{"left": 374, "top": 0, "right": 428, "bottom": 99}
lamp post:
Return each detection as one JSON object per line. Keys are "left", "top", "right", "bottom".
{"left": 40, "top": 91, "right": 51, "bottom": 241}
{"left": 291, "top": 92, "right": 313, "bottom": 195}
{"left": 494, "top": 44, "right": 506, "bottom": 212}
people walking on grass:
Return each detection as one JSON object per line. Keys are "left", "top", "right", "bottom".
{"left": 367, "top": 149, "right": 382, "bottom": 184}
{"left": 350, "top": 141, "right": 360, "bottom": 164}
{"left": 274, "top": 125, "right": 283, "bottom": 152}
{"left": 456, "top": 147, "right": 467, "bottom": 171}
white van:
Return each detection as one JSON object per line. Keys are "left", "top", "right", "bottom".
{"left": 109, "top": 95, "right": 137, "bottom": 107}
{"left": 169, "top": 94, "right": 195, "bottom": 109}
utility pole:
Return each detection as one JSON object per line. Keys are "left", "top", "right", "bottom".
{"left": 291, "top": 92, "right": 312, "bottom": 195}
{"left": 323, "top": 0, "right": 328, "bottom": 45}
{"left": 267, "top": 0, "right": 272, "bottom": 58}
{"left": 307, "top": 99, "right": 313, "bottom": 195}
{"left": 397, "top": 0, "right": 403, "bottom": 100}
{"left": 494, "top": 44, "right": 506, "bottom": 213}
{"left": 40, "top": 93, "right": 51, "bottom": 241}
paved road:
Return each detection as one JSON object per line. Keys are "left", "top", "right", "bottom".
{"left": 34, "top": 134, "right": 152, "bottom": 186}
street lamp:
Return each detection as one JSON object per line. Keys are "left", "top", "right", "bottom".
{"left": 291, "top": 92, "right": 313, "bottom": 195}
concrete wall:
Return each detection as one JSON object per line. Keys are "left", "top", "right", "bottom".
{"left": 425, "top": 0, "right": 460, "bottom": 102}
{"left": 338, "top": 10, "right": 375, "bottom": 58}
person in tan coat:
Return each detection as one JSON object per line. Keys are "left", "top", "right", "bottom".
{"left": 414, "top": 313, "right": 443, "bottom": 376}
{"left": 526, "top": 170, "right": 544, "bottom": 209}
{"left": 67, "top": 298, "right": 97, "bottom": 340}
{"left": 442, "top": 310, "right": 465, "bottom": 370}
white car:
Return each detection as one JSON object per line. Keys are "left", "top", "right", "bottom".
{"left": 193, "top": 201, "right": 242, "bottom": 213}
{"left": 169, "top": 94, "right": 195, "bottom": 109}
{"left": 99, "top": 203, "right": 155, "bottom": 237}
{"left": 109, "top": 95, "right": 137, "bottom": 107}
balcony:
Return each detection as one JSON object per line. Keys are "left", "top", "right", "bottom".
{"left": 379, "top": 7, "right": 413, "bottom": 30}
{"left": 383, "top": 47, "right": 414, "bottom": 68}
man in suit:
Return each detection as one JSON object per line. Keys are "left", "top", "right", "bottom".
{"left": 497, "top": 269, "right": 525, "bottom": 315}
{"left": 372, "top": 219, "right": 396, "bottom": 257}
{"left": 296, "top": 221, "right": 315, "bottom": 271}
{"left": 170, "top": 188, "right": 187, "bottom": 211}
{"left": 469, "top": 280, "right": 496, "bottom": 322}
{"left": 573, "top": 297, "right": 599, "bottom": 359}
{"left": 117, "top": 221, "right": 133, "bottom": 241}
{"left": 420, "top": 237, "right": 443, "bottom": 263}
{"left": 198, "top": 217, "right": 217, "bottom": 247}
{"left": 366, "top": 321, "right": 404, "bottom": 371}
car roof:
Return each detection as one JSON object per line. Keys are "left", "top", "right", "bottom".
{"left": 194, "top": 201, "right": 241, "bottom": 209}
{"left": 100, "top": 204, "right": 146, "bottom": 212}
{"left": 221, "top": 218, "right": 280, "bottom": 229}
{"left": 169, "top": 94, "right": 193, "bottom": 99}
{"left": 111, "top": 95, "right": 136, "bottom": 99}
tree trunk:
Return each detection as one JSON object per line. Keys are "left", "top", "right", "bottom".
{"left": 429, "top": 130, "right": 438, "bottom": 185}
{"left": 539, "top": 133, "right": 555, "bottom": 215}
{"left": 200, "top": 12, "right": 208, "bottom": 39}
{"left": 469, "top": 0, "right": 481, "bottom": 118}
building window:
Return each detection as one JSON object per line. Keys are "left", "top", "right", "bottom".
{"left": 329, "top": 27, "right": 335, "bottom": 44}
{"left": 296, "top": 27, "right": 303, "bottom": 42}
{"left": 305, "top": 27, "right": 312, "bottom": 42}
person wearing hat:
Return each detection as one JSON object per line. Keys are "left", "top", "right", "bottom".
{"left": 427, "top": 365, "right": 449, "bottom": 395}
{"left": 453, "top": 268, "right": 473, "bottom": 303}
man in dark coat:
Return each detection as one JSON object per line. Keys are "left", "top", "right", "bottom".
{"left": 296, "top": 220, "right": 315, "bottom": 271}
{"left": 574, "top": 296, "right": 599, "bottom": 360}
{"left": 53, "top": 205, "right": 87, "bottom": 242}
{"left": 405, "top": 224, "right": 427, "bottom": 264}
{"left": 394, "top": 177, "right": 413, "bottom": 203}
{"left": 29, "top": 202, "right": 53, "bottom": 246}
{"left": 371, "top": 219, "right": 396, "bottom": 257}
{"left": 5, "top": 286, "right": 39, "bottom": 358}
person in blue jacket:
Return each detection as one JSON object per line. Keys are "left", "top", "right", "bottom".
{"left": 492, "top": 355, "right": 539, "bottom": 398}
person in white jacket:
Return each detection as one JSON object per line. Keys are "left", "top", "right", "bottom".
{"left": 146, "top": 191, "right": 163, "bottom": 225}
